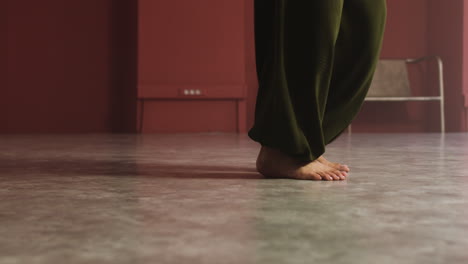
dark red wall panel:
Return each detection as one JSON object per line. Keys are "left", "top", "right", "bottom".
{"left": 109, "top": 0, "right": 138, "bottom": 133}
{"left": 381, "top": 0, "right": 429, "bottom": 58}
{"left": 5, "top": 0, "right": 110, "bottom": 132}
{"left": 137, "top": 0, "right": 248, "bottom": 132}
{"left": 2, "top": 0, "right": 137, "bottom": 133}
{"left": 0, "top": 0, "right": 7, "bottom": 126}
{"left": 138, "top": 0, "right": 246, "bottom": 88}
{"left": 141, "top": 100, "right": 238, "bottom": 133}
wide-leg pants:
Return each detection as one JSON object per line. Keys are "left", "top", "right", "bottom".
{"left": 248, "top": 0, "right": 387, "bottom": 163}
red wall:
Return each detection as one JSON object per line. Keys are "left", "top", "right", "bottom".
{"left": 2, "top": 0, "right": 466, "bottom": 133}
{"left": 2, "top": 0, "right": 137, "bottom": 133}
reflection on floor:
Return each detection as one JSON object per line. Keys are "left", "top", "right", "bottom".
{"left": 0, "top": 132, "right": 467, "bottom": 264}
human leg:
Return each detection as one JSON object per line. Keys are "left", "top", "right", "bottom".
{"left": 248, "top": 0, "right": 345, "bottom": 163}
{"left": 322, "top": 0, "right": 387, "bottom": 145}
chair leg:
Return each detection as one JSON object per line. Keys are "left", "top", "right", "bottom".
{"left": 440, "top": 99, "right": 445, "bottom": 133}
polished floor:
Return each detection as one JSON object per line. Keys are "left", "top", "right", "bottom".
{"left": 0, "top": 132, "right": 467, "bottom": 264}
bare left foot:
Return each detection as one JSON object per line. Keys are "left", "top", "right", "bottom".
{"left": 317, "top": 156, "right": 350, "bottom": 173}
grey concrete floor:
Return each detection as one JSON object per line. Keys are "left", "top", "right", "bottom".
{"left": 0, "top": 132, "right": 467, "bottom": 264}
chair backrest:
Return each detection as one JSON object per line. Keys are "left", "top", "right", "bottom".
{"left": 367, "top": 59, "right": 411, "bottom": 97}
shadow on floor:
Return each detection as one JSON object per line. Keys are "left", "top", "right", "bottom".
{"left": 0, "top": 156, "right": 267, "bottom": 179}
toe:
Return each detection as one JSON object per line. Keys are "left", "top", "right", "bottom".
{"left": 330, "top": 170, "right": 342, "bottom": 180}
{"left": 338, "top": 173, "right": 346, "bottom": 180}
{"left": 325, "top": 172, "right": 338, "bottom": 181}
{"left": 332, "top": 169, "right": 342, "bottom": 175}
{"left": 307, "top": 173, "right": 322, "bottom": 180}
{"left": 318, "top": 172, "right": 333, "bottom": 181}
{"left": 341, "top": 165, "right": 350, "bottom": 172}
{"left": 330, "top": 173, "right": 340, "bottom": 180}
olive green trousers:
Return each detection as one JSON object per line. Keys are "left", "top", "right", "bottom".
{"left": 248, "top": 0, "right": 387, "bottom": 163}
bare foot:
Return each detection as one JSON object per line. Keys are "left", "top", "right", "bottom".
{"left": 255, "top": 146, "right": 348, "bottom": 180}
{"left": 317, "top": 156, "right": 350, "bottom": 173}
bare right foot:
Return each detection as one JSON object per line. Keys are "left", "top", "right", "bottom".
{"left": 255, "top": 146, "right": 348, "bottom": 181}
